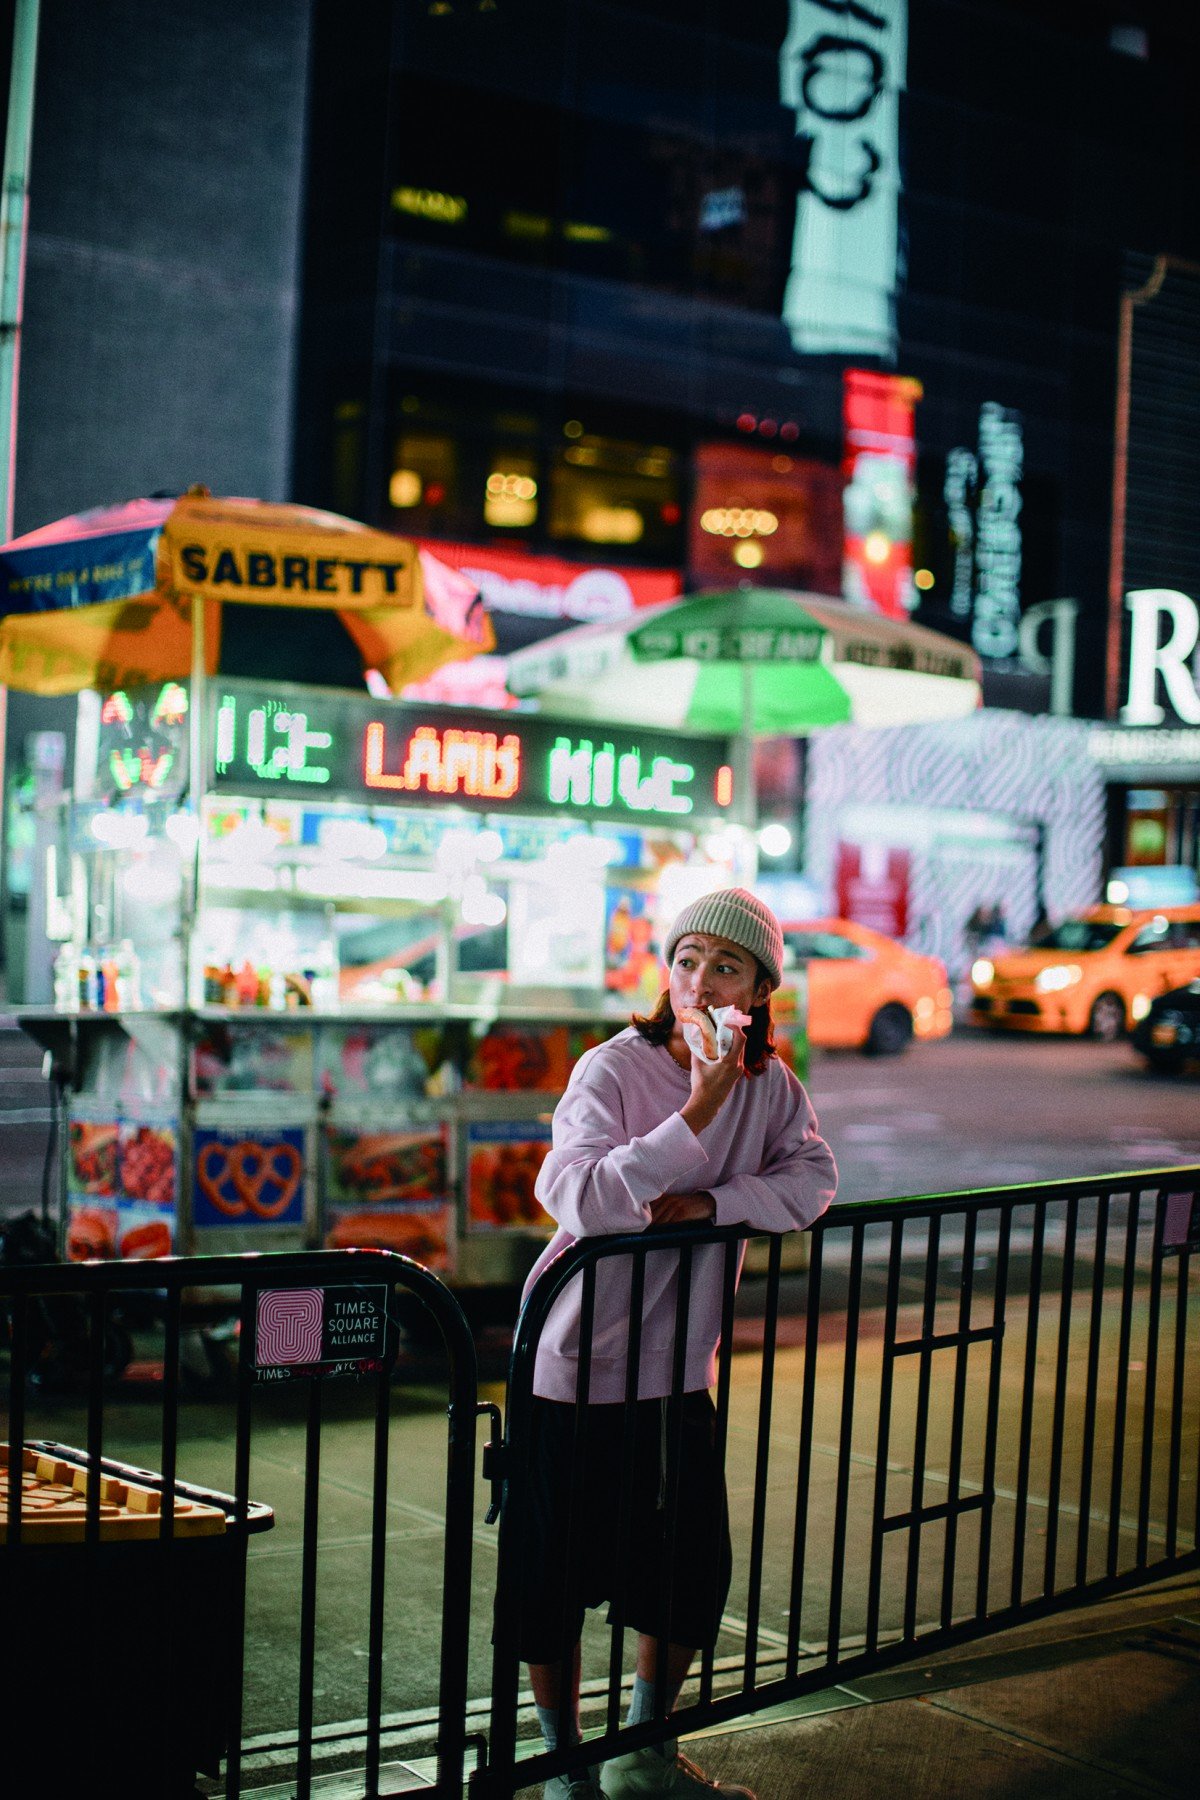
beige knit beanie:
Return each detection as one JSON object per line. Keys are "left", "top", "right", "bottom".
{"left": 663, "top": 887, "right": 785, "bottom": 990}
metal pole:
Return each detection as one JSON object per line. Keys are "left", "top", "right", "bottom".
{"left": 0, "top": 1, "right": 42, "bottom": 991}
{"left": 734, "top": 661, "right": 757, "bottom": 842}
{"left": 1106, "top": 257, "right": 1167, "bottom": 720}
{"left": 0, "top": 0, "right": 40, "bottom": 542}
{"left": 186, "top": 592, "right": 205, "bottom": 1006}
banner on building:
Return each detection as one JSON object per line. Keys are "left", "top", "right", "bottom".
{"left": 842, "top": 368, "right": 921, "bottom": 619}
{"left": 405, "top": 541, "right": 683, "bottom": 705}
{"left": 779, "top": 0, "right": 908, "bottom": 359}
{"left": 415, "top": 541, "right": 680, "bottom": 629}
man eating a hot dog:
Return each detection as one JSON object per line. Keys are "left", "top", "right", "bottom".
{"left": 515, "top": 887, "right": 836, "bottom": 1800}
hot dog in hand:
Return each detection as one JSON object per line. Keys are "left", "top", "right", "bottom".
{"left": 678, "top": 1004, "right": 752, "bottom": 1064}
{"left": 677, "top": 1004, "right": 719, "bottom": 1060}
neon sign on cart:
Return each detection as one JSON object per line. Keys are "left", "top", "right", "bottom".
{"left": 209, "top": 683, "right": 732, "bottom": 822}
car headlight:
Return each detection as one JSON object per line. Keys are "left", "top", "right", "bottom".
{"left": 1035, "top": 964, "right": 1082, "bottom": 992}
{"left": 971, "top": 959, "right": 994, "bottom": 987}
{"left": 1130, "top": 993, "right": 1151, "bottom": 1021}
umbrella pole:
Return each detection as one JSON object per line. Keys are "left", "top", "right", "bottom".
{"left": 734, "top": 661, "right": 758, "bottom": 849}
{"left": 186, "top": 592, "right": 205, "bottom": 1007}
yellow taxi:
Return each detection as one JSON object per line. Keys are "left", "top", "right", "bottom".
{"left": 781, "top": 918, "right": 954, "bottom": 1056}
{"left": 970, "top": 904, "right": 1200, "bottom": 1041}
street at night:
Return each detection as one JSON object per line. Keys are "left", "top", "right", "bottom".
{"left": 808, "top": 1028, "right": 1200, "bottom": 1207}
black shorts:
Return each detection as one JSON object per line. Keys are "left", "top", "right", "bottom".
{"left": 512, "top": 1391, "right": 733, "bottom": 1664}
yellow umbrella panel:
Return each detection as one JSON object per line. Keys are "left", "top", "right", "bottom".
{"left": 0, "top": 492, "right": 493, "bottom": 695}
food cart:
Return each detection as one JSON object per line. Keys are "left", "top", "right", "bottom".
{"left": 15, "top": 674, "right": 796, "bottom": 1298}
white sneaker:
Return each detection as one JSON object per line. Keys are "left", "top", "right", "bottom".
{"left": 600, "top": 1745, "right": 755, "bottom": 1799}
{"left": 545, "top": 1773, "right": 604, "bottom": 1800}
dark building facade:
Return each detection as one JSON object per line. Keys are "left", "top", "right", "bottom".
{"left": 13, "top": 0, "right": 312, "bottom": 535}
{"left": 293, "top": 0, "right": 1200, "bottom": 716}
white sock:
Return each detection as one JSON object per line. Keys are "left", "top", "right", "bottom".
{"left": 538, "top": 1700, "right": 594, "bottom": 1785}
{"left": 626, "top": 1677, "right": 674, "bottom": 1757}
{"left": 537, "top": 1702, "right": 577, "bottom": 1753}
{"left": 625, "top": 1675, "right": 656, "bottom": 1728}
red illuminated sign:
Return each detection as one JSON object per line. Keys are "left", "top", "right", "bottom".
{"left": 363, "top": 721, "right": 521, "bottom": 799}
{"left": 415, "top": 539, "right": 681, "bottom": 621}
{"left": 842, "top": 369, "right": 922, "bottom": 620}
{"left": 835, "top": 842, "right": 911, "bottom": 940}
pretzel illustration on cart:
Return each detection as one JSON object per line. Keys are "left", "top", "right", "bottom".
{"left": 195, "top": 1137, "right": 303, "bottom": 1220}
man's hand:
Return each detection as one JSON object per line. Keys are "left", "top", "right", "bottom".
{"left": 679, "top": 1020, "right": 747, "bottom": 1137}
{"left": 650, "top": 1190, "right": 716, "bottom": 1226}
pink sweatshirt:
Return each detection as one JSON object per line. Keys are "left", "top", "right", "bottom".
{"left": 522, "top": 1027, "right": 837, "bottom": 1401}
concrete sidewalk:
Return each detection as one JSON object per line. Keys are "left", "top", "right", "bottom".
{"left": 681, "top": 1573, "right": 1200, "bottom": 1800}
{"left": 245, "top": 1573, "right": 1200, "bottom": 1795}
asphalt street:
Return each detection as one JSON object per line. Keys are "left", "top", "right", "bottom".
{"left": 806, "top": 1026, "right": 1200, "bottom": 1206}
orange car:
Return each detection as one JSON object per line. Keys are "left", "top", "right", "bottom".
{"left": 970, "top": 904, "right": 1200, "bottom": 1040}
{"left": 781, "top": 919, "right": 953, "bottom": 1055}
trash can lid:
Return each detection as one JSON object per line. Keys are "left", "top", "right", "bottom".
{"left": 1, "top": 1444, "right": 227, "bottom": 1543}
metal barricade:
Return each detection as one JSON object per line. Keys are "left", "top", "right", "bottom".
{"left": 481, "top": 1167, "right": 1200, "bottom": 1799}
{"left": 3, "top": 1168, "right": 1198, "bottom": 1798}
{"left": 0, "top": 1247, "right": 479, "bottom": 1799}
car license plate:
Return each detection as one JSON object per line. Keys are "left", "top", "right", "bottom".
{"left": 1151, "top": 1023, "right": 1178, "bottom": 1045}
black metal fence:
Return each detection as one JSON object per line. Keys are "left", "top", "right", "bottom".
{"left": 481, "top": 1167, "right": 1200, "bottom": 1798}
{"left": 2, "top": 1170, "right": 1198, "bottom": 1799}
{"left": 0, "top": 1247, "right": 479, "bottom": 1799}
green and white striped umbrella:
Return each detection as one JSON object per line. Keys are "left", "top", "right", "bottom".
{"left": 506, "top": 588, "right": 981, "bottom": 733}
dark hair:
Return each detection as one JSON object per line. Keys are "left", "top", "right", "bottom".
{"left": 632, "top": 959, "right": 777, "bottom": 1076}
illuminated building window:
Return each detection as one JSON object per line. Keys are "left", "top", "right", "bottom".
{"left": 550, "top": 432, "right": 679, "bottom": 556}
{"left": 484, "top": 463, "right": 539, "bottom": 528}
{"left": 503, "top": 210, "right": 552, "bottom": 240}
{"left": 563, "top": 221, "right": 612, "bottom": 243}
{"left": 689, "top": 442, "right": 843, "bottom": 592}
{"left": 391, "top": 185, "right": 467, "bottom": 224}
{"left": 387, "top": 431, "right": 456, "bottom": 522}
{"left": 389, "top": 468, "right": 423, "bottom": 508}
{"left": 579, "top": 506, "right": 643, "bottom": 545}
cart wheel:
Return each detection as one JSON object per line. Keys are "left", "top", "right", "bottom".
{"left": 865, "top": 1004, "right": 913, "bottom": 1057}
{"left": 1089, "top": 992, "right": 1126, "bottom": 1042}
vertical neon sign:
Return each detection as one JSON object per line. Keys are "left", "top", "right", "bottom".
{"left": 214, "top": 694, "right": 333, "bottom": 784}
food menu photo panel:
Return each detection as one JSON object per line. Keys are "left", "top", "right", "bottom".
{"left": 191, "top": 1122, "right": 309, "bottom": 1233}
{"left": 466, "top": 1120, "right": 554, "bottom": 1232}
{"left": 324, "top": 1122, "right": 454, "bottom": 1272}
{"left": 191, "top": 1023, "right": 315, "bottom": 1099}
{"left": 67, "top": 1103, "right": 180, "bottom": 1261}
{"left": 316, "top": 1022, "right": 450, "bottom": 1103}
{"left": 465, "top": 1021, "right": 621, "bottom": 1090}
